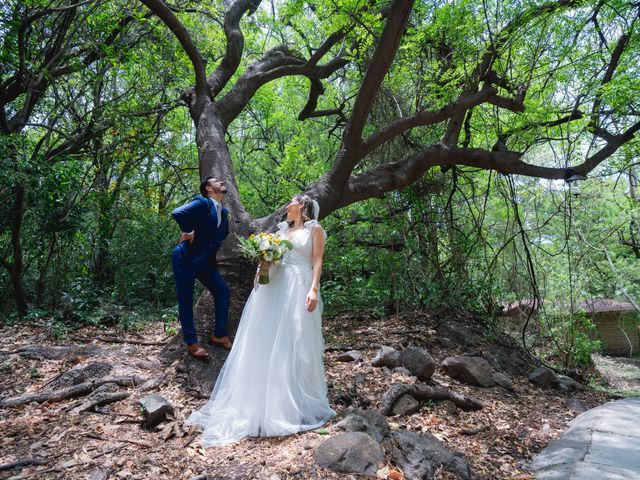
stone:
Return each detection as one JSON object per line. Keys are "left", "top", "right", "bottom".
{"left": 528, "top": 367, "right": 559, "bottom": 389}
{"left": 88, "top": 471, "right": 109, "bottom": 480}
{"left": 392, "top": 366, "right": 412, "bottom": 376}
{"left": 391, "top": 394, "right": 420, "bottom": 416}
{"left": 388, "top": 429, "right": 472, "bottom": 480}
{"left": 139, "top": 394, "right": 174, "bottom": 427}
{"left": 442, "top": 356, "right": 496, "bottom": 387}
{"left": 336, "top": 350, "right": 363, "bottom": 363}
{"left": 492, "top": 372, "right": 515, "bottom": 391}
{"left": 332, "top": 409, "right": 391, "bottom": 443}
{"left": 400, "top": 347, "right": 436, "bottom": 381}
{"left": 442, "top": 400, "right": 458, "bottom": 415}
{"left": 565, "top": 397, "right": 587, "bottom": 412}
{"left": 557, "top": 376, "right": 586, "bottom": 392}
{"left": 315, "top": 432, "right": 384, "bottom": 475}
{"left": 371, "top": 346, "right": 401, "bottom": 368}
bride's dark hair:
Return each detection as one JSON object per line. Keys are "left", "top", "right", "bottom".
{"left": 296, "top": 195, "right": 314, "bottom": 222}
{"left": 283, "top": 194, "right": 315, "bottom": 224}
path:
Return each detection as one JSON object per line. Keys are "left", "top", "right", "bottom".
{"left": 529, "top": 397, "right": 640, "bottom": 479}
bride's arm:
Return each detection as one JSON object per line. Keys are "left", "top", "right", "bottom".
{"left": 306, "top": 224, "right": 325, "bottom": 312}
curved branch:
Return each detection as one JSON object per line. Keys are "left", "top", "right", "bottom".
{"left": 360, "top": 86, "right": 500, "bottom": 157}
{"left": 334, "top": 119, "right": 640, "bottom": 209}
{"left": 589, "top": 30, "right": 632, "bottom": 132}
{"left": 138, "top": 0, "right": 209, "bottom": 106}
{"left": 207, "top": 0, "right": 262, "bottom": 97}
{"left": 217, "top": 45, "right": 348, "bottom": 127}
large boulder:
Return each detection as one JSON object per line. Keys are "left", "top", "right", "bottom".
{"left": 528, "top": 367, "right": 559, "bottom": 389}
{"left": 371, "top": 346, "right": 401, "bottom": 368}
{"left": 442, "top": 356, "right": 496, "bottom": 387}
{"left": 388, "top": 429, "right": 473, "bottom": 480}
{"left": 400, "top": 347, "right": 436, "bottom": 381}
{"left": 332, "top": 409, "right": 391, "bottom": 443}
{"left": 315, "top": 432, "right": 384, "bottom": 475}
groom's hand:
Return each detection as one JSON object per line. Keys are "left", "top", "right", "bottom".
{"left": 178, "top": 232, "right": 195, "bottom": 244}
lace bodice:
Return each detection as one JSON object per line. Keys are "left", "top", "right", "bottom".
{"left": 277, "top": 220, "right": 323, "bottom": 268}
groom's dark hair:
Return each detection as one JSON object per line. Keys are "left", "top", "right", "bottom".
{"left": 200, "top": 177, "right": 216, "bottom": 196}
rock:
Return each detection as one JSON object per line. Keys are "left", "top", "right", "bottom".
{"left": 88, "top": 471, "right": 109, "bottom": 480}
{"left": 371, "top": 346, "right": 401, "bottom": 368}
{"left": 332, "top": 409, "right": 390, "bottom": 443}
{"left": 565, "top": 397, "right": 587, "bottom": 412}
{"left": 315, "top": 432, "right": 384, "bottom": 475}
{"left": 336, "top": 350, "right": 363, "bottom": 363}
{"left": 139, "top": 394, "right": 174, "bottom": 427}
{"left": 442, "top": 400, "right": 458, "bottom": 415}
{"left": 557, "top": 376, "right": 586, "bottom": 392}
{"left": 354, "top": 372, "right": 366, "bottom": 385}
{"left": 391, "top": 394, "right": 420, "bottom": 416}
{"left": 492, "top": 372, "right": 515, "bottom": 391}
{"left": 400, "top": 347, "right": 436, "bottom": 381}
{"left": 528, "top": 367, "right": 559, "bottom": 389}
{"left": 381, "top": 367, "right": 393, "bottom": 377}
{"left": 392, "top": 366, "right": 412, "bottom": 376}
{"left": 442, "top": 356, "right": 496, "bottom": 387}
{"left": 388, "top": 429, "right": 472, "bottom": 480}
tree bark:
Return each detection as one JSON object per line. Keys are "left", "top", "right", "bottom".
{"left": 10, "top": 184, "right": 28, "bottom": 315}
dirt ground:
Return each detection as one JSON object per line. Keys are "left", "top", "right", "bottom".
{"left": 0, "top": 311, "right": 615, "bottom": 480}
{"left": 592, "top": 353, "right": 640, "bottom": 396}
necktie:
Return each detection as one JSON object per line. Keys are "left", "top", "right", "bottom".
{"left": 213, "top": 200, "right": 221, "bottom": 227}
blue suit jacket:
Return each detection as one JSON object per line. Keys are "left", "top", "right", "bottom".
{"left": 172, "top": 195, "right": 229, "bottom": 266}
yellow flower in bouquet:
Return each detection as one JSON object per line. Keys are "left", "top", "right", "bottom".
{"left": 237, "top": 233, "right": 293, "bottom": 284}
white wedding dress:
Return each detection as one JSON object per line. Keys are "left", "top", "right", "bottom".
{"left": 186, "top": 220, "right": 335, "bottom": 446}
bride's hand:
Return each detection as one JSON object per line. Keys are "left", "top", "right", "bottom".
{"left": 306, "top": 288, "right": 318, "bottom": 312}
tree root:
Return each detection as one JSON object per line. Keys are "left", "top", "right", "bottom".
{"left": 0, "top": 458, "right": 47, "bottom": 472}
{"left": 0, "top": 375, "right": 146, "bottom": 408}
{"left": 71, "top": 391, "right": 131, "bottom": 414}
{"left": 379, "top": 383, "right": 483, "bottom": 415}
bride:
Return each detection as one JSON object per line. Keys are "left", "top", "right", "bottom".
{"left": 186, "top": 194, "right": 336, "bottom": 446}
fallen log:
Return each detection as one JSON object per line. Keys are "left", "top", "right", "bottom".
{"left": 379, "top": 383, "right": 483, "bottom": 415}
{"left": 0, "top": 376, "right": 146, "bottom": 408}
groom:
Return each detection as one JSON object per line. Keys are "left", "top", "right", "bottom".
{"left": 171, "top": 177, "right": 232, "bottom": 360}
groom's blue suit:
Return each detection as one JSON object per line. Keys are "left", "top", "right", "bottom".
{"left": 171, "top": 195, "right": 230, "bottom": 345}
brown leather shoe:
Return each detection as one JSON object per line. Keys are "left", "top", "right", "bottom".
{"left": 187, "top": 343, "right": 209, "bottom": 359}
{"left": 209, "top": 335, "right": 232, "bottom": 350}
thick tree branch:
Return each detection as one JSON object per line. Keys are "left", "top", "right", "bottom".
{"left": 341, "top": 0, "right": 414, "bottom": 151}
{"left": 361, "top": 86, "right": 500, "bottom": 157}
{"left": 335, "top": 119, "right": 640, "bottom": 208}
{"left": 207, "top": 0, "right": 262, "bottom": 98}
{"left": 217, "top": 45, "right": 348, "bottom": 127}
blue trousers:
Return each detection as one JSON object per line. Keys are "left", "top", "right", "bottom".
{"left": 172, "top": 248, "right": 230, "bottom": 345}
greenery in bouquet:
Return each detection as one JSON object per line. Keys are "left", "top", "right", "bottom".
{"left": 237, "top": 233, "right": 293, "bottom": 264}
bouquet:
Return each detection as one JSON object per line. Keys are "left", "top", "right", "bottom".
{"left": 237, "top": 232, "right": 293, "bottom": 284}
